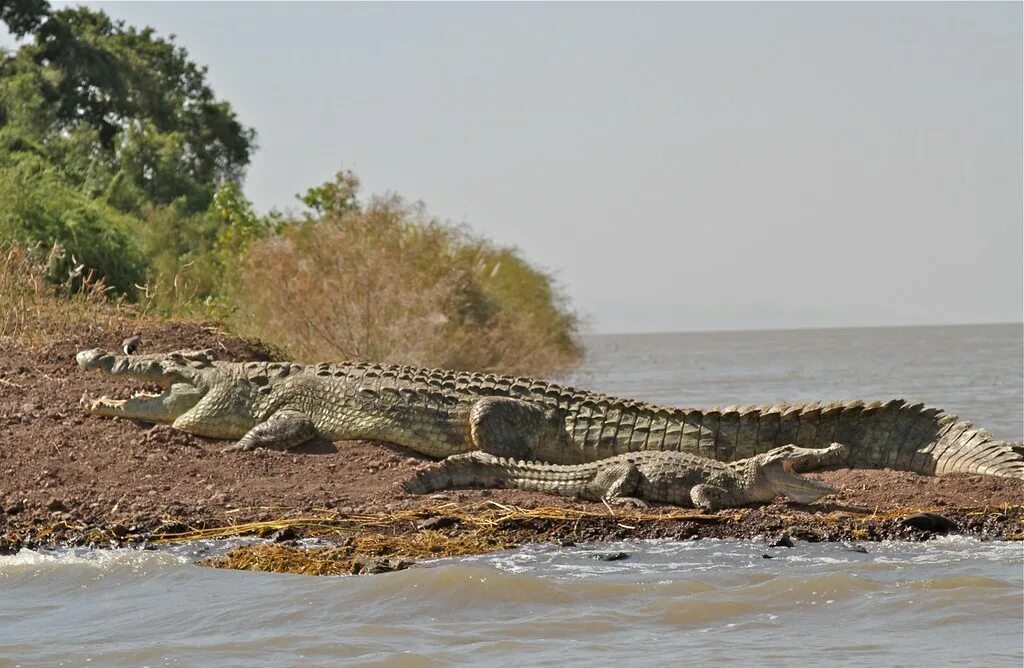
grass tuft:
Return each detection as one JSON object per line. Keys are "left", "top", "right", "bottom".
{"left": 0, "top": 241, "right": 145, "bottom": 345}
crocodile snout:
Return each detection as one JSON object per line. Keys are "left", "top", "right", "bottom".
{"left": 76, "top": 348, "right": 114, "bottom": 370}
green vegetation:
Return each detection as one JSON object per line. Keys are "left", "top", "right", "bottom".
{"left": 231, "top": 172, "right": 580, "bottom": 373}
{"left": 0, "top": 4, "right": 580, "bottom": 374}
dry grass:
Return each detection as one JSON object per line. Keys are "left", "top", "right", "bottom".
{"left": 153, "top": 502, "right": 723, "bottom": 545}
{"left": 7, "top": 501, "right": 1020, "bottom": 576}
{"left": 155, "top": 502, "right": 724, "bottom": 575}
{"left": 204, "top": 531, "right": 516, "bottom": 576}
{"left": 227, "top": 197, "right": 582, "bottom": 375}
{"left": 160, "top": 501, "right": 1021, "bottom": 575}
{"left": 0, "top": 241, "right": 144, "bottom": 345}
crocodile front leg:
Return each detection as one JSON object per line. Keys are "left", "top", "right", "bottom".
{"left": 221, "top": 410, "right": 318, "bottom": 452}
{"left": 583, "top": 461, "right": 642, "bottom": 505}
{"left": 469, "top": 397, "right": 572, "bottom": 460}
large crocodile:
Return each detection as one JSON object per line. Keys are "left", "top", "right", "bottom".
{"left": 403, "top": 443, "right": 848, "bottom": 510}
{"left": 76, "top": 348, "right": 1024, "bottom": 478}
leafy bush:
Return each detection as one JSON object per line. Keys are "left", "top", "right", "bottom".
{"left": 0, "top": 159, "right": 146, "bottom": 295}
{"left": 228, "top": 174, "right": 581, "bottom": 375}
{"left": 131, "top": 182, "right": 279, "bottom": 317}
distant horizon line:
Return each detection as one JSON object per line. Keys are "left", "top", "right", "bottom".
{"left": 590, "top": 320, "right": 1023, "bottom": 337}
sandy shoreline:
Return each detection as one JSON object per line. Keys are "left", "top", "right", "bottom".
{"left": 1, "top": 322, "right": 1021, "bottom": 574}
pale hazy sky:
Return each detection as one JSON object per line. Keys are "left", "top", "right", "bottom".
{"left": 5, "top": 2, "right": 1022, "bottom": 333}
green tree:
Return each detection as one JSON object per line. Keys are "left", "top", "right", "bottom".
{"left": 0, "top": 5, "right": 256, "bottom": 215}
{"left": 0, "top": 0, "right": 49, "bottom": 38}
{"left": 298, "top": 170, "right": 362, "bottom": 220}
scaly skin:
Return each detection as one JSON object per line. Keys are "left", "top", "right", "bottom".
{"left": 76, "top": 349, "right": 1024, "bottom": 478}
{"left": 403, "top": 444, "right": 848, "bottom": 510}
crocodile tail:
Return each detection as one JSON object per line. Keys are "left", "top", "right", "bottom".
{"left": 716, "top": 400, "right": 1024, "bottom": 478}
{"left": 908, "top": 417, "right": 1024, "bottom": 478}
{"left": 402, "top": 453, "right": 603, "bottom": 496}
{"left": 402, "top": 452, "right": 508, "bottom": 495}
{"left": 563, "top": 398, "right": 1024, "bottom": 477}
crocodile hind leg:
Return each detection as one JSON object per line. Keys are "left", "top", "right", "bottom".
{"left": 221, "top": 410, "right": 318, "bottom": 452}
{"left": 469, "top": 397, "right": 571, "bottom": 460}
{"left": 690, "top": 484, "right": 727, "bottom": 512}
{"left": 583, "top": 461, "right": 644, "bottom": 506}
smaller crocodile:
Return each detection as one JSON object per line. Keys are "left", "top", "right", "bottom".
{"left": 403, "top": 443, "right": 847, "bottom": 511}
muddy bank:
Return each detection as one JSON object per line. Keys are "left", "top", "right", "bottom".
{"left": 1, "top": 321, "right": 1021, "bottom": 573}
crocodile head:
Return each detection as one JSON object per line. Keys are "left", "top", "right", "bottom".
{"left": 749, "top": 443, "right": 848, "bottom": 504}
{"left": 76, "top": 348, "right": 258, "bottom": 438}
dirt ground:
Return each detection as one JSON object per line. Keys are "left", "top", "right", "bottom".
{"left": 1, "top": 322, "right": 1021, "bottom": 574}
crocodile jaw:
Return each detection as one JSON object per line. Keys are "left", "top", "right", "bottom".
{"left": 80, "top": 383, "right": 205, "bottom": 424}
{"left": 763, "top": 463, "right": 837, "bottom": 504}
{"left": 77, "top": 349, "right": 206, "bottom": 423}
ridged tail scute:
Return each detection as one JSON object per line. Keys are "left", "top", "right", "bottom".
{"left": 403, "top": 452, "right": 598, "bottom": 496}
{"left": 568, "top": 398, "right": 1023, "bottom": 479}
{"left": 809, "top": 401, "right": 1024, "bottom": 478}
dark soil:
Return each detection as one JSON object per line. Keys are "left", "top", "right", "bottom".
{"left": 1, "top": 322, "right": 1021, "bottom": 573}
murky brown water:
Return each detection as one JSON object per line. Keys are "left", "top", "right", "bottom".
{"left": 1, "top": 324, "right": 1021, "bottom": 666}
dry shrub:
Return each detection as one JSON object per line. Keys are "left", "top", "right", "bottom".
{"left": 229, "top": 196, "right": 581, "bottom": 375}
{"left": 0, "top": 241, "right": 134, "bottom": 344}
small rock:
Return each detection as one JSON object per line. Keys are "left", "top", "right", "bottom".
{"left": 270, "top": 527, "right": 299, "bottom": 543}
{"left": 155, "top": 522, "right": 190, "bottom": 536}
{"left": 762, "top": 554, "right": 776, "bottom": 559}
{"left": 108, "top": 523, "right": 129, "bottom": 538}
{"left": 0, "top": 538, "right": 19, "bottom": 556}
{"left": 590, "top": 552, "right": 629, "bottom": 561}
{"left": 843, "top": 543, "right": 868, "bottom": 554}
{"left": 363, "top": 557, "right": 413, "bottom": 574}
{"left": 768, "top": 532, "right": 794, "bottom": 548}
{"left": 7, "top": 500, "right": 25, "bottom": 515}
{"left": 901, "top": 512, "right": 957, "bottom": 534}
{"left": 557, "top": 538, "right": 576, "bottom": 547}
